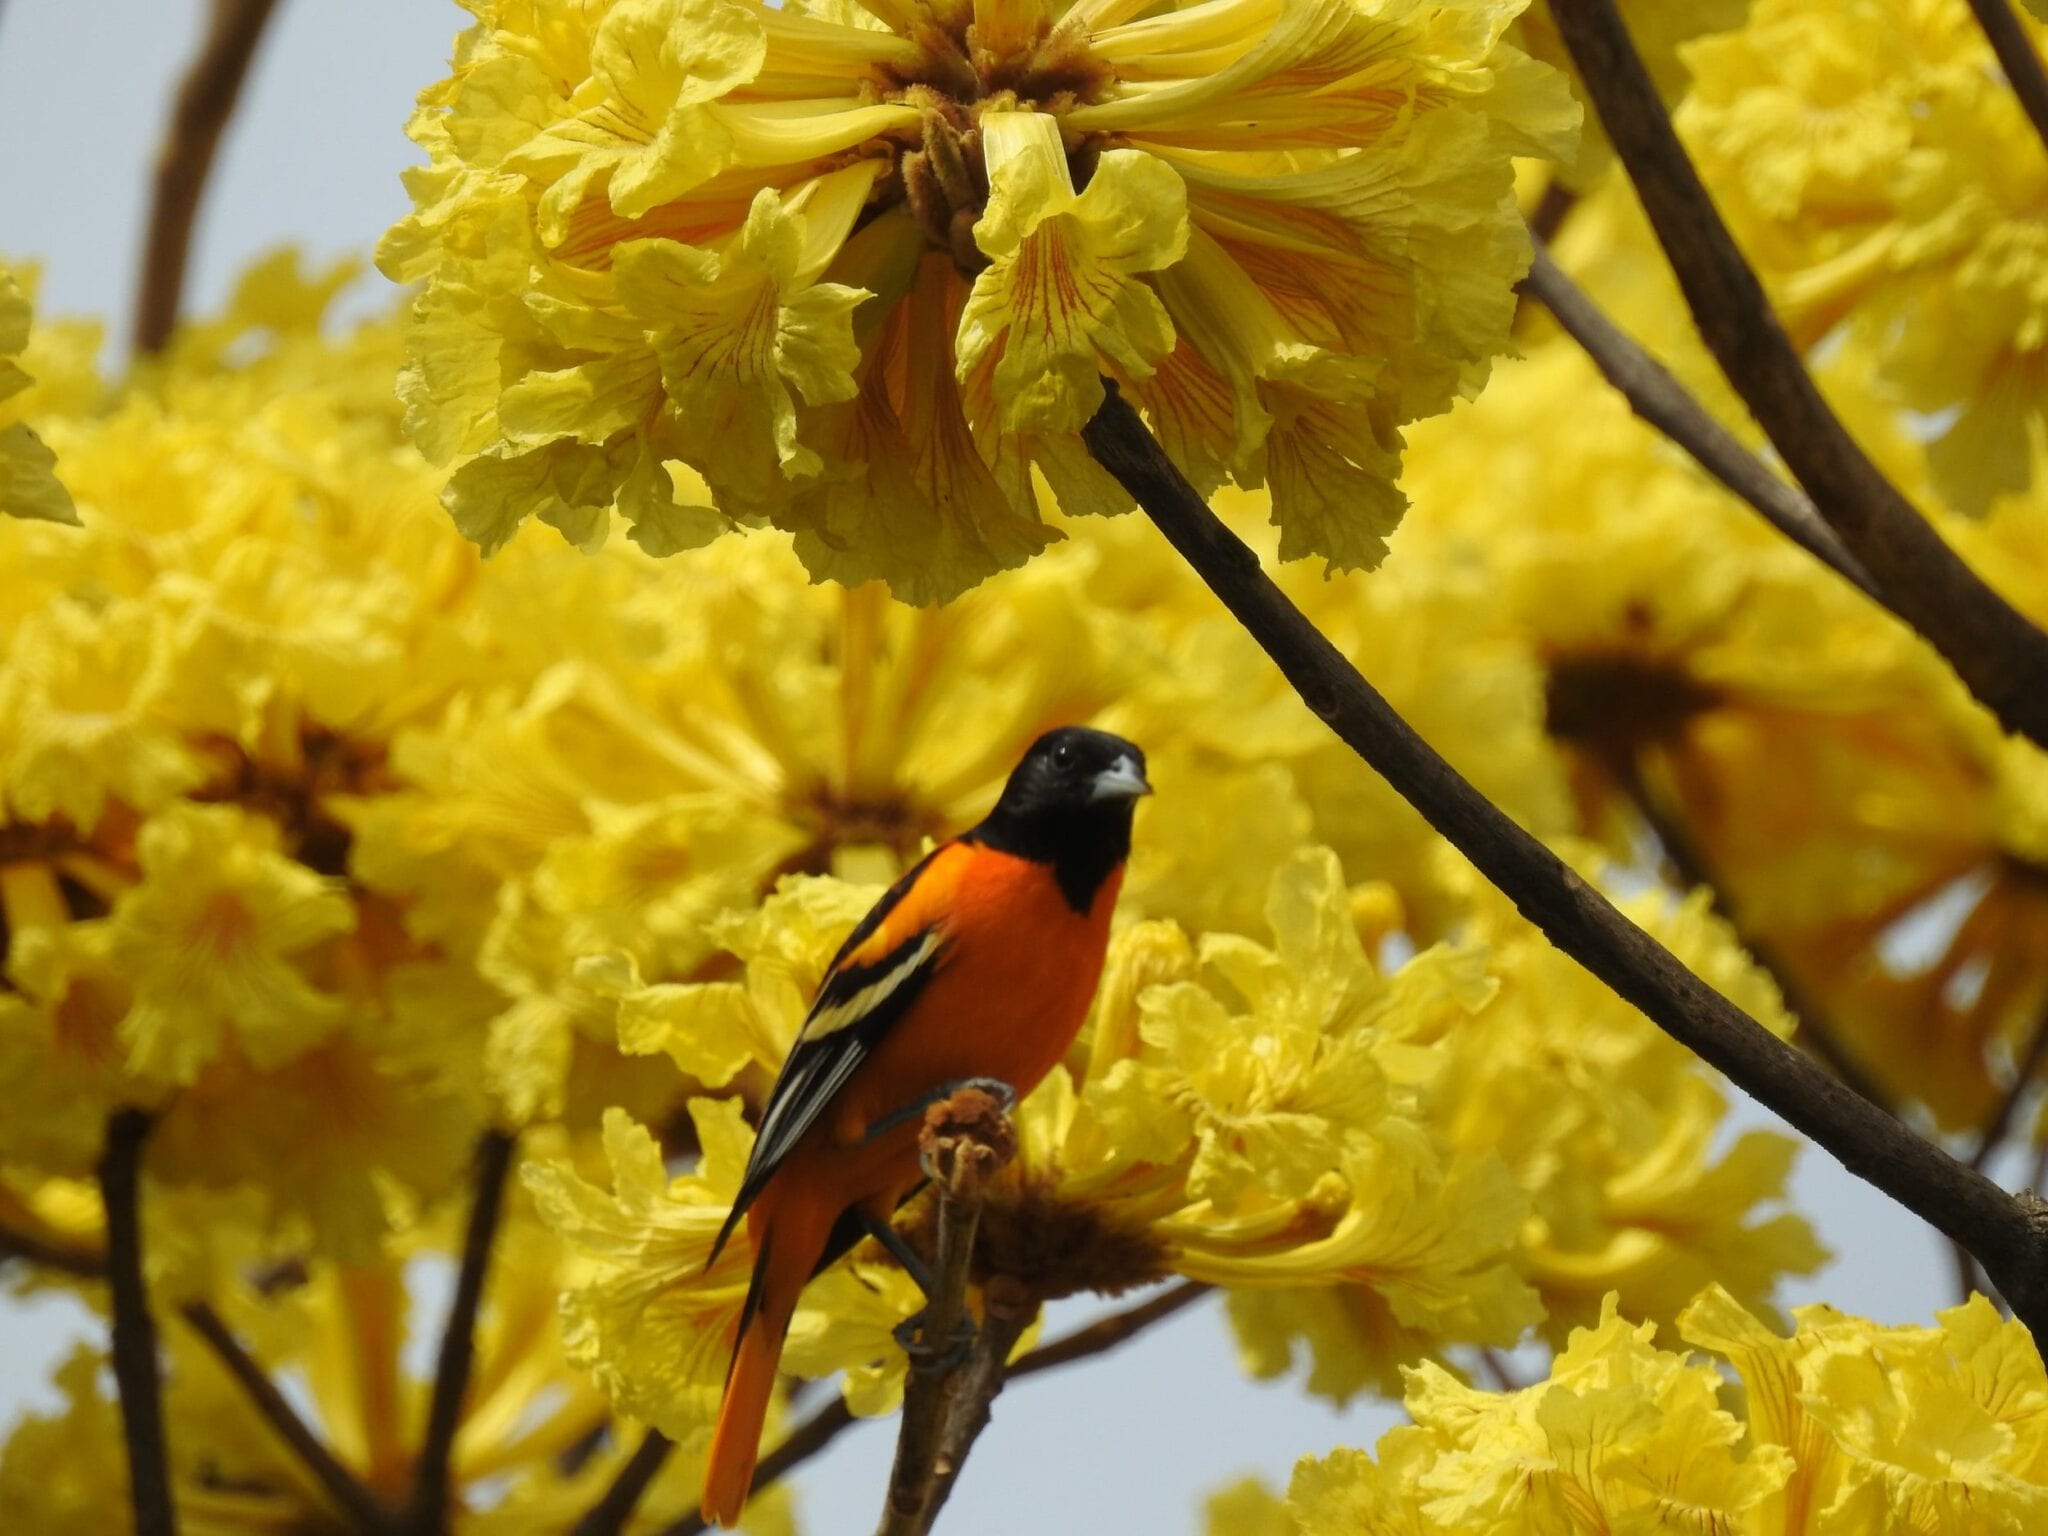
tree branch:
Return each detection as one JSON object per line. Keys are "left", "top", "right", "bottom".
{"left": 1548, "top": 0, "right": 2048, "bottom": 749}
{"left": 132, "top": 0, "right": 281, "bottom": 354}
{"left": 1969, "top": 1005, "right": 2048, "bottom": 1173}
{"left": 0, "top": 1222, "right": 106, "bottom": 1280}
{"left": 180, "top": 1301, "right": 398, "bottom": 1534}
{"left": 644, "top": 1258, "right": 1215, "bottom": 1536}
{"left": 655, "top": 1397, "right": 858, "bottom": 1536}
{"left": 1476, "top": 1348, "right": 1524, "bottom": 1393}
{"left": 895, "top": 1279, "right": 1038, "bottom": 1535}
{"left": 1079, "top": 383, "right": 2048, "bottom": 1341}
{"left": 567, "top": 1429, "right": 675, "bottom": 1536}
{"left": 1967, "top": 0, "right": 2048, "bottom": 155}
{"left": 878, "top": 1088, "right": 1020, "bottom": 1536}
{"left": 1607, "top": 751, "right": 1896, "bottom": 1114}
{"left": 406, "top": 1130, "right": 516, "bottom": 1535}
{"left": 1009, "top": 1280, "right": 1211, "bottom": 1381}
{"left": 1522, "top": 246, "right": 1887, "bottom": 609}
{"left": 100, "top": 1109, "right": 177, "bottom": 1536}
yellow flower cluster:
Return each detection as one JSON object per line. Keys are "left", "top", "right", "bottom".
{"left": 1228, "top": 1286, "right": 2048, "bottom": 1534}
{"left": 535, "top": 844, "right": 1817, "bottom": 1421}
{"left": 383, "top": 0, "right": 1576, "bottom": 600}
{"left": 0, "top": 1202, "right": 742, "bottom": 1536}
{"left": 1680, "top": 0, "right": 2048, "bottom": 514}
{"left": 1398, "top": 181, "right": 2048, "bottom": 1131}
{"left": 0, "top": 257, "right": 498, "bottom": 1256}
{"left": 0, "top": 254, "right": 1823, "bottom": 1492}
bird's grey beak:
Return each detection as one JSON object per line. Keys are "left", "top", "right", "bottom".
{"left": 1088, "top": 754, "right": 1152, "bottom": 802}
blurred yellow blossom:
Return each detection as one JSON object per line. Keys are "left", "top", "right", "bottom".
{"left": 1681, "top": 0, "right": 2048, "bottom": 513}
{"left": 526, "top": 1095, "right": 923, "bottom": 1441}
{"left": 384, "top": 0, "right": 1576, "bottom": 598}
{"left": 0, "top": 1214, "right": 745, "bottom": 1536}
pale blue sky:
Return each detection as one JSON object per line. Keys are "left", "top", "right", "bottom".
{"left": 0, "top": 4, "right": 1966, "bottom": 1532}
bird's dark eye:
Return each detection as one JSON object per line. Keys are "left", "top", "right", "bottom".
{"left": 1051, "top": 743, "right": 1076, "bottom": 769}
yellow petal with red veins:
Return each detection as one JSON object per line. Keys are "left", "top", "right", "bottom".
{"left": 957, "top": 111, "right": 1188, "bottom": 437}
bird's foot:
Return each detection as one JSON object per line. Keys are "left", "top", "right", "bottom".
{"left": 893, "top": 1309, "right": 978, "bottom": 1375}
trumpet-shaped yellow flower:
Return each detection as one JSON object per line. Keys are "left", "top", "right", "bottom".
{"left": 1274, "top": 1288, "right": 2048, "bottom": 1535}
{"left": 0, "top": 262, "right": 77, "bottom": 527}
{"left": 387, "top": 0, "right": 1577, "bottom": 598}
{"left": 108, "top": 803, "right": 356, "bottom": 1085}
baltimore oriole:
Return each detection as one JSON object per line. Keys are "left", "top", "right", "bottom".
{"left": 700, "top": 726, "right": 1151, "bottom": 1525}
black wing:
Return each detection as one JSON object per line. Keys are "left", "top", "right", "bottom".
{"left": 709, "top": 846, "right": 951, "bottom": 1263}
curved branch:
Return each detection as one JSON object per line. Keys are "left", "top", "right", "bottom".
{"left": 644, "top": 1270, "right": 1219, "bottom": 1536}
{"left": 567, "top": 1430, "right": 675, "bottom": 1536}
{"left": 1967, "top": 0, "right": 2048, "bottom": 155}
{"left": 0, "top": 1223, "right": 106, "bottom": 1280}
{"left": 878, "top": 1089, "right": 1019, "bottom": 1536}
{"left": 1547, "top": 0, "right": 2048, "bottom": 749}
{"left": 1079, "top": 383, "right": 2048, "bottom": 1342}
{"left": 1606, "top": 751, "right": 1896, "bottom": 1114}
{"left": 406, "top": 1130, "right": 516, "bottom": 1534}
{"left": 1010, "top": 1280, "right": 1211, "bottom": 1380}
{"left": 132, "top": 0, "right": 282, "bottom": 354}
{"left": 180, "top": 1302, "right": 398, "bottom": 1534}
{"left": 1522, "top": 247, "right": 1886, "bottom": 609}
{"left": 100, "top": 1109, "right": 177, "bottom": 1536}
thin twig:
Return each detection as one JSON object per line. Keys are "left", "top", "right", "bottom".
{"left": 132, "top": 0, "right": 282, "bottom": 354}
{"left": 567, "top": 1429, "right": 674, "bottom": 1536}
{"left": 1522, "top": 246, "right": 1888, "bottom": 609}
{"left": 1476, "top": 1349, "right": 1523, "bottom": 1393}
{"left": 1548, "top": 0, "right": 2048, "bottom": 749}
{"left": 1078, "top": 383, "right": 2048, "bottom": 1341}
{"left": 1526, "top": 179, "right": 1579, "bottom": 247}
{"left": 657, "top": 1397, "right": 857, "bottom": 1536}
{"left": 878, "top": 1090, "right": 1019, "bottom": 1536}
{"left": 180, "top": 1301, "right": 398, "bottom": 1534}
{"left": 1610, "top": 752, "right": 1896, "bottom": 1114}
{"left": 903, "top": 1281, "right": 1037, "bottom": 1533}
{"left": 0, "top": 1223, "right": 107, "bottom": 1280}
{"left": 1009, "top": 1280, "right": 1211, "bottom": 1380}
{"left": 1969, "top": 1006, "right": 2048, "bottom": 1173}
{"left": 406, "top": 1130, "right": 516, "bottom": 1535}
{"left": 648, "top": 1262, "right": 1213, "bottom": 1536}
{"left": 100, "top": 1109, "right": 176, "bottom": 1536}
{"left": 1967, "top": 0, "right": 2048, "bottom": 154}
{"left": 1954, "top": 1238, "right": 1992, "bottom": 1307}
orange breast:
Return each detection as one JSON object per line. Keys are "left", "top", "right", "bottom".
{"left": 817, "top": 844, "right": 1122, "bottom": 1194}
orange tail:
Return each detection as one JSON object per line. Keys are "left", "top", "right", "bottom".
{"left": 701, "top": 1210, "right": 827, "bottom": 1527}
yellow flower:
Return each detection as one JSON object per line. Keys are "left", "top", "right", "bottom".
{"left": 1680, "top": 0, "right": 2048, "bottom": 513}
{"left": 1682, "top": 1285, "right": 2048, "bottom": 1534}
{"left": 0, "top": 262, "right": 77, "bottom": 527}
{"left": 1292, "top": 1295, "right": 1792, "bottom": 1534}
{"left": 386, "top": 0, "right": 1576, "bottom": 598}
{"left": 106, "top": 803, "right": 356, "bottom": 1086}
{"left": 1508, "top": 0, "right": 1749, "bottom": 187}
{"left": 0, "top": 908, "right": 133, "bottom": 1174}
{"left": 0, "top": 1211, "right": 731, "bottom": 1536}
{"left": 1445, "top": 874, "right": 1826, "bottom": 1343}
{"left": 526, "top": 1097, "right": 922, "bottom": 1439}
{"left": 1286, "top": 1287, "right": 2048, "bottom": 1535}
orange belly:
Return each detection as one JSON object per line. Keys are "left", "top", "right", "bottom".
{"left": 758, "top": 847, "right": 1121, "bottom": 1223}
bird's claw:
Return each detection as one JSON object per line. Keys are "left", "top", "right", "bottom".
{"left": 894, "top": 1309, "right": 977, "bottom": 1374}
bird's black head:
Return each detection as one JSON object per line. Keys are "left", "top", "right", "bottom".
{"left": 969, "top": 727, "right": 1150, "bottom": 913}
